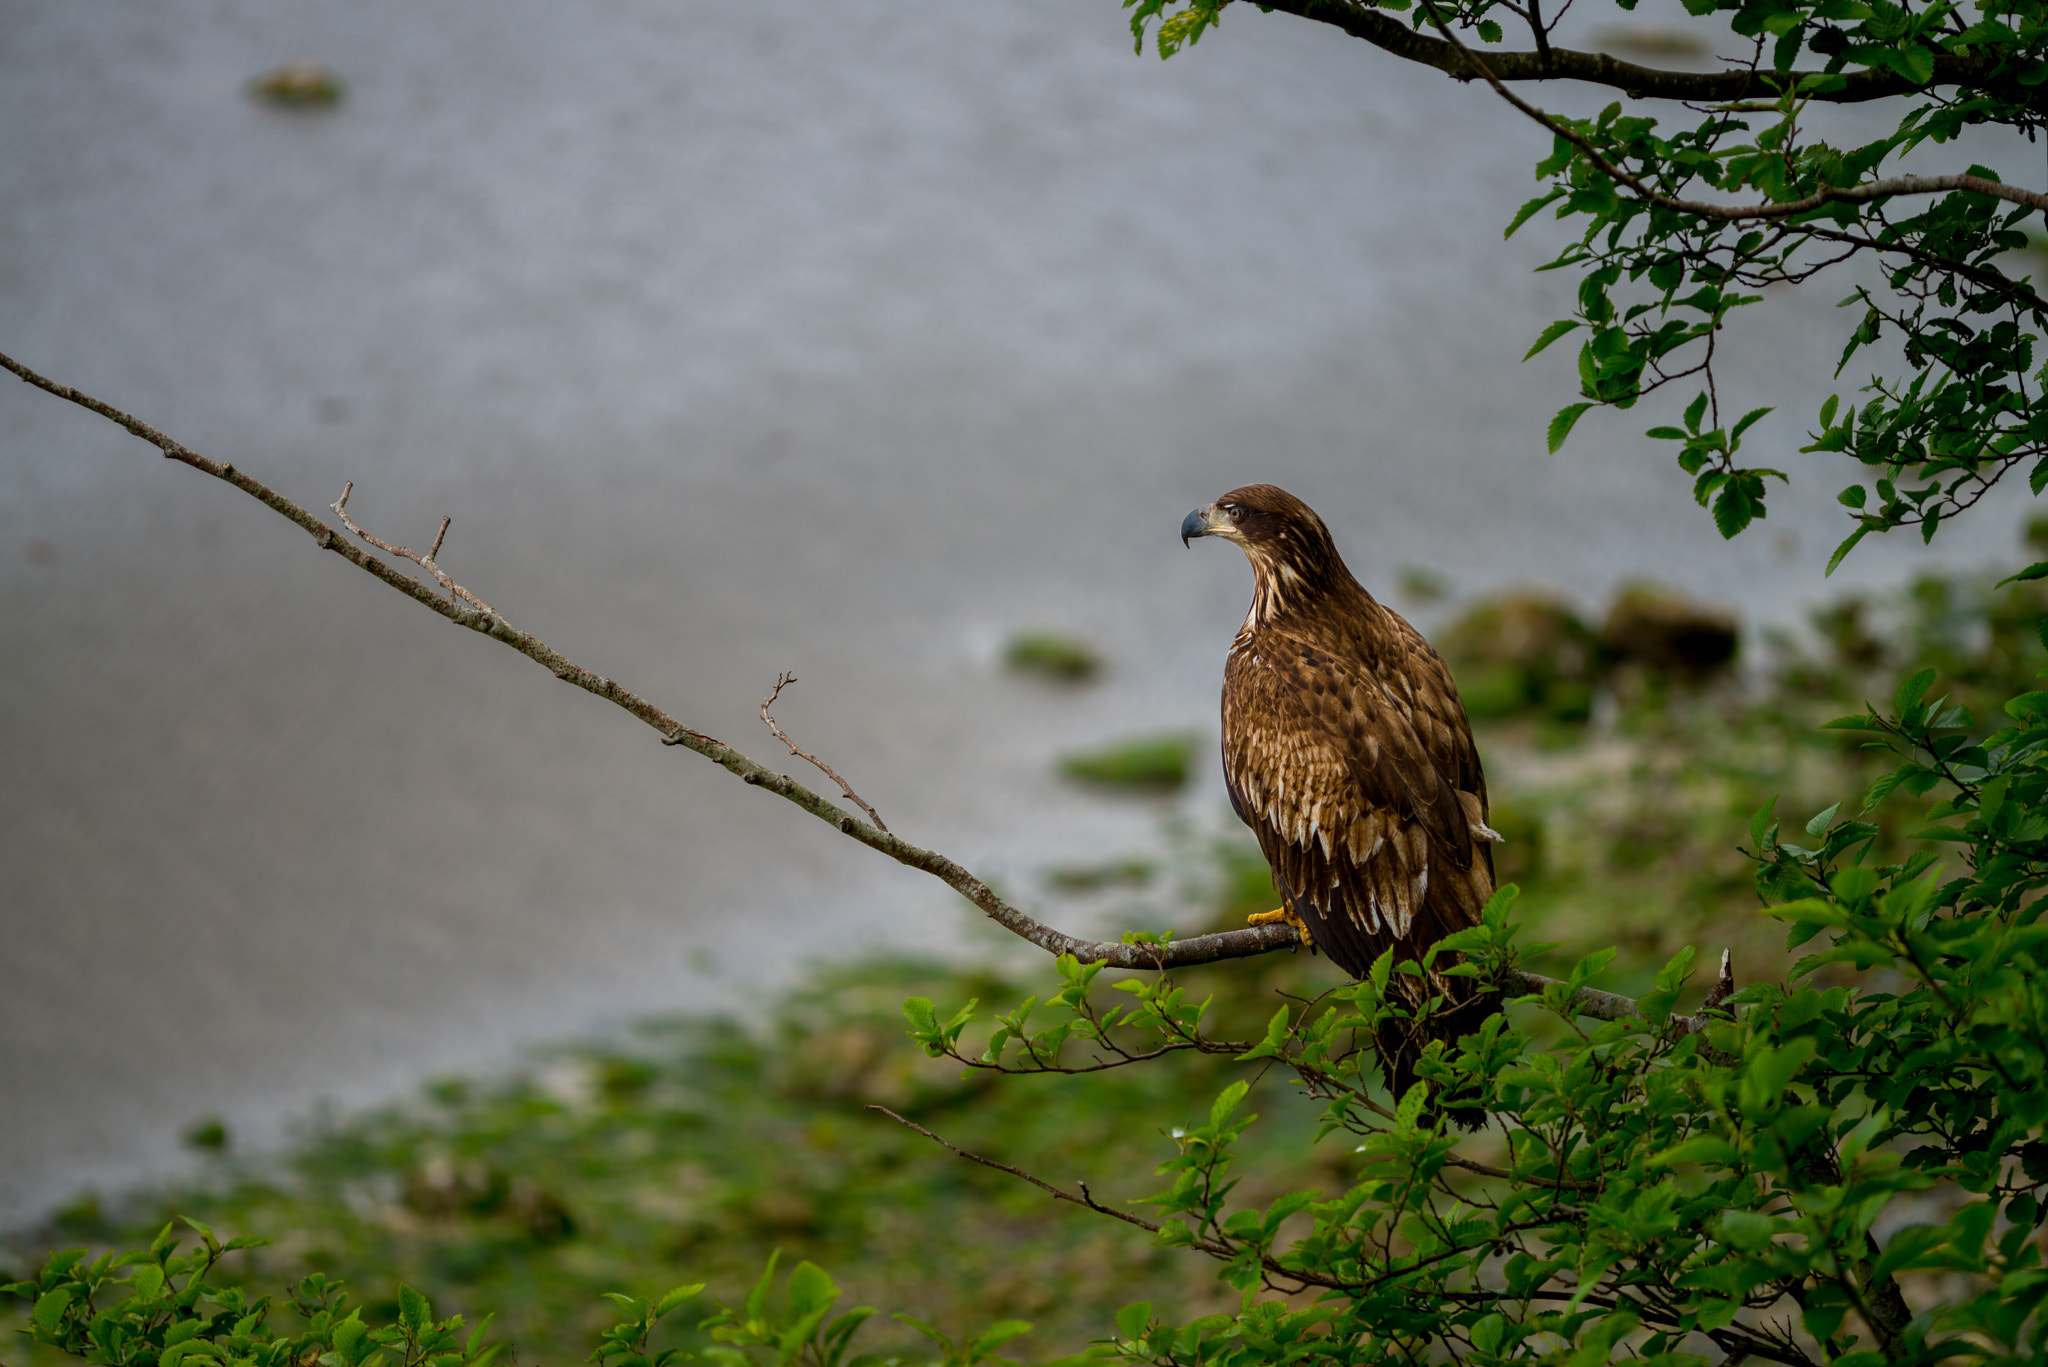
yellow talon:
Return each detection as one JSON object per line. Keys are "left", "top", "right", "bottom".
{"left": 1247, "top": 905, "right": 1314, "bottom": 948}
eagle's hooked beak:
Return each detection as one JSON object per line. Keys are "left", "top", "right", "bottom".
{"left": 1181, "top": 504, "right": 1230, "bottom": 548}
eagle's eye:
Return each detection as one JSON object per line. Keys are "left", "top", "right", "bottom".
{"left": 1222, "top": 503, "right": 1243, "bottom": 521}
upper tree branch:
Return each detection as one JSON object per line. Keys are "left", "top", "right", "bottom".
{"left": 0, "top": 350, "right": 1712, "bottom": 1030}
{"left": 1255, "top": 0, "right": 1990, "bottom": 104}
{"left": 1408, "top": 0, "right": 2048, "bottom": 279}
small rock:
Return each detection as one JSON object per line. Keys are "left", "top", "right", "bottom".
{"left": 1601, "top": 584, "right": 1739, "bottom": 678}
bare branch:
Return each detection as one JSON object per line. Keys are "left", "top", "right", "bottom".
{"left": 1255, "top": 0, "right": 1992, "bottom": 105}
{"left": 332, "top": 482, "right": 495, "bottom": 615}
{"left": 0, "top": 349, "right": 1719, "bottom": 1031}
{"left": 759, "top": 672, "right": 889, "bottom": 834}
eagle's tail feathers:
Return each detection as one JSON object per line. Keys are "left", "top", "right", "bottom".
{"left": 1379, "top": 966, "right": 1498, "bottom": 1131}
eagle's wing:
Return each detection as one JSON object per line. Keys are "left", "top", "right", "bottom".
{"left": 1221, "top": 628, "right": 1493, "bottom": 978}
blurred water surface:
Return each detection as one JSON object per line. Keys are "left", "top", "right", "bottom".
{"left": 0, "top": 0, "right": 2029, "bottom": 1224}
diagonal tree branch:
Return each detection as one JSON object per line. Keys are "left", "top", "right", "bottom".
{"left": 0, "top": 349, "right": 1717, "bottom": 1029}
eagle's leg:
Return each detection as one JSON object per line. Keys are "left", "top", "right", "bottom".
{"left": 1246, "top": 905, "right": 1314, "bottom": 949}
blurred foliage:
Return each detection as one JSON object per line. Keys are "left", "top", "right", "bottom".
{"left": 1057, "top": 734, "right": 1199, "bottom": 796}
{"left": 0, "top": 946, "right": 1333, "bottom": 1366}
{"left": 1005, "top": 633, "right": 1105, "bottom": 685}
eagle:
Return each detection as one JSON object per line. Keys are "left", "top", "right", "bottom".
{"left": 1182, "top": 484, "right": 1501, "bottom": 1121}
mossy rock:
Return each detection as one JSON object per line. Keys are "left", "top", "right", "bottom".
{"left": 1003, "top": 630, "right": 1103, "bottom": 683}
{"left": 1057, "top": 732, "right": 1198, "bottom": 795}
{"left": 248, "top": 63, "right": 346, "bottom": 109}
{"left": 1439, "top": 592, "right": 1599, "bottom": 722}
{"left": 1600, "top": 584, "right": 1738, "bottom": 678}
{"left": 1042, "top": 857, "right": 1156, "bottom": 892}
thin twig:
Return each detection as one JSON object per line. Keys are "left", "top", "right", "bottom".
{"left": 331, "top": 482, "right": 494, "bottom": 615}
{"left": 868, "top": 1104, "right": 1361, "bottom": 1294}
{"left": 866, "top": 1105, "right": 1188, "bottom": 1243}
{"left": 759, "top": 673, "right": 889, "bottom": 833}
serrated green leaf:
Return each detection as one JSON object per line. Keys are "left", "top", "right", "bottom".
{"left": 1523, "top": 318, "right": 1580, "bottom": 360}
{"left": 655, "top": 1286, "right": 706, "bottom": 1320}
{"left": 1548, "top": 402, "right": 1595, "bottom": 452}
{"left": 32, "top": 1288, "right": 72, "bottom": 1335}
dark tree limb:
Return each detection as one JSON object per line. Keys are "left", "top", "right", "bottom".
{"left": 0, "top": 350, "right": 1714, "bottom": 1029}
{"left": 1254, "top": 0, "right": 1988, "bottom": 104}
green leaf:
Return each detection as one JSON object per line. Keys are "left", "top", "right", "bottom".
{"left": 1997, "top": 560, "right": 2048, "bottom": 587}
{"left": 744, "top": 1253, "right": 781, "bottom": 1321}
{"left": 1548, "top": 402, "right": 1595, "bottom": 452}
{"left": 31, "top": 1287, "right": 72, "bottom": 1335}
{"left": 788, "top": 1262, "right": 838, "bottom": 1319}
{"left": 1235, "top": 1005, "right": 1291, "bottom": 1062}
{"left": 1896, "top": 667, "right": 1938, "bottom": 719}
{"left": 1649, "top": 1135, "right": 1741, "bottom": 1168}
{"left": 1804, "top": 802, "right": 1841, "bottom": 837}
{"left": 1505, "top": 190, "right": 1566, "bottom": 238}
{"left": 1523, "top": 319, "right": 1580, "bottom": 360}
{"left": 1209, "top": 1080, "right": 1250, "bottom": 1126}
{"left": 1825, "top": 524, "right": 1870, "bottom": 576}
{"left": 969, "top": 1321, "right": 1034, "bottom": 1357}
{"left": 655, "top": 1286, "right": 706, "bottom": 1320}
{"left": 1114, "top": 1304, "right": 1153, "bottom": 1344}
{"left": 1712, "top": 481, "right": 1760, "bottom": 538}
{"left": 400, "top": 1286, "right": 431, "bottom": 1337}
{"left": 1730, "top": 406, "right": 1774, "bottom": 439}
{"left": 1683, "top": 392, "right": 1710, "bottom": 432}
{"left": 1750, "top": 796, "right": 1780, "bottom": 850}
{"left": 891, "top": 1314, "right": 948, "bottom": 1348}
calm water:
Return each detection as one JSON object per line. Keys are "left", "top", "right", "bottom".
{"left": 0, "top": 0, "right": 2029, "bottom": 1224}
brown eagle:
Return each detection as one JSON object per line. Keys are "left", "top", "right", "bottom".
{"left": 1182, "top": 484, "right": 1501, "bottom": 1119}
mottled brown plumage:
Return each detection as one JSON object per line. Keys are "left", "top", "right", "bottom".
{"left": 1182, "top": 484, "right": 1501, "bottom": 1122}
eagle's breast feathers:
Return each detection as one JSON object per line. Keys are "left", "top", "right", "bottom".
{"left": 1195, "top": 485, "right": 1500, "bottom": 982}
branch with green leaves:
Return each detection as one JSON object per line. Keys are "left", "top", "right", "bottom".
{"left": 1129, "top": 0, "right": 2048, "bottom": 565}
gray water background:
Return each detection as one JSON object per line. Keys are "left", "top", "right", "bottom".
{"left": 1, "top": 0, "right": 2034, "bottom": 1227}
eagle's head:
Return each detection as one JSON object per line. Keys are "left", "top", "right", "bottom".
{"left": 1180, "top": 484, "right": 1344, "bottom": 592}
